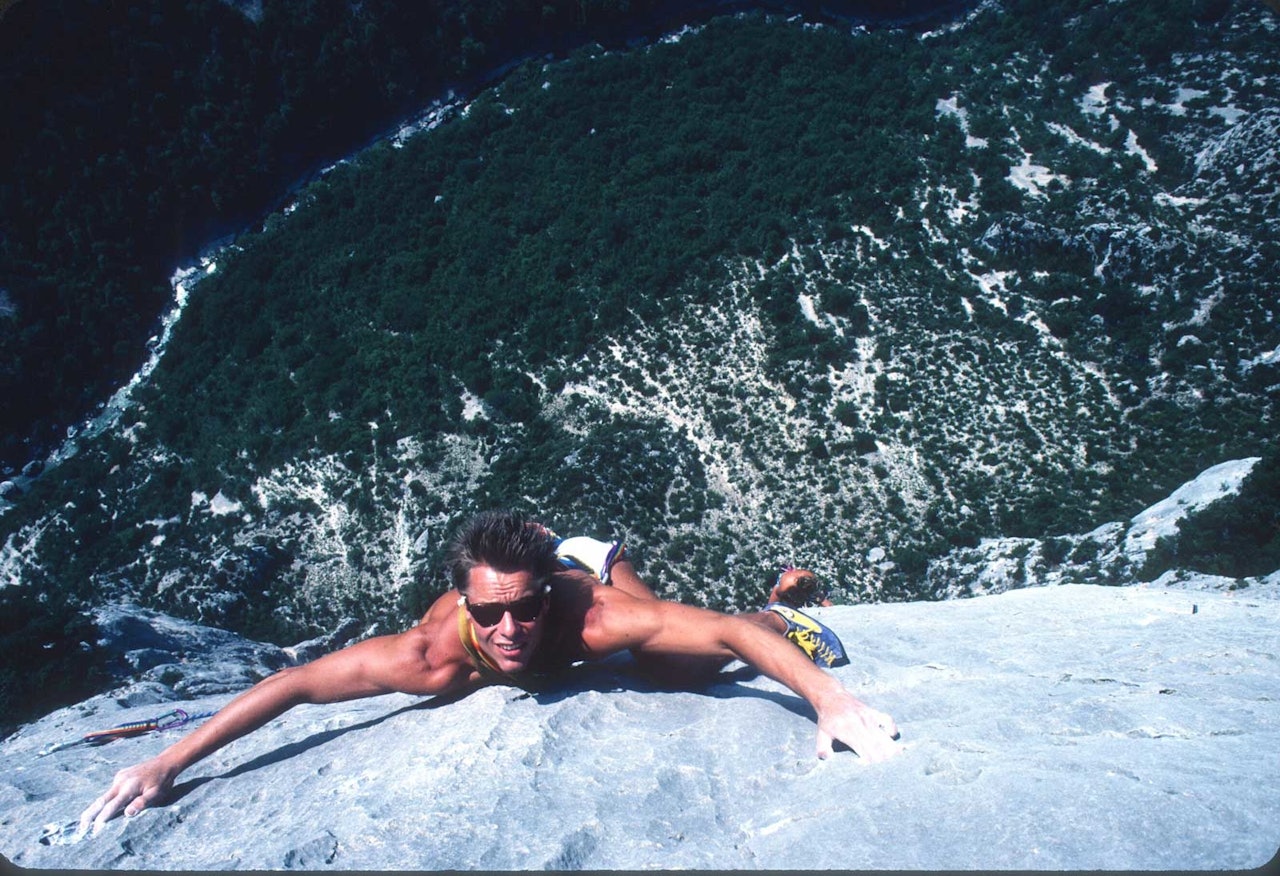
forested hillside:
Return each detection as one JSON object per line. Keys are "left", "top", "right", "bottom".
{"left": 2, "top": 0, "right": 1277, "bottom": 733}
{"left": 0, "top": 0, "right": 970, "bottom": 471}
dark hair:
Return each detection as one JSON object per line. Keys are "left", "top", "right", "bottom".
{"left": 447, "top": 510, "right": 560, "bottom": 593}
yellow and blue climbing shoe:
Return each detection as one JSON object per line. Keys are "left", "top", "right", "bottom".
{"left": 766, "top": 604, "right": 849, "bottom": 668}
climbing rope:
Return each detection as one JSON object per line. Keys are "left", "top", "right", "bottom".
{"left": 37, "top": 708, "right": 217, "bottom": 757}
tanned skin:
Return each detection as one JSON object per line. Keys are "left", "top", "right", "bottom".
{"left": 80, "top": 559, "right": 900, "bottom": 834}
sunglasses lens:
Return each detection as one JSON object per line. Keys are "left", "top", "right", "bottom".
{"left": 468, "top": 604, "right": 503, "bottom": 626}
{"left": 509, "top": 596, "right": 544, "bottom": 622}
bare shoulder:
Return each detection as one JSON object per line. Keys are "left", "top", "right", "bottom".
{"left": 577, "top": 582, "right": 665, "bottom": 658}
{"left": 308, "top": 592, "right": 475, "bottom": 699}
{"left": 395, "top": 591, "right": 477, "bottom": 694}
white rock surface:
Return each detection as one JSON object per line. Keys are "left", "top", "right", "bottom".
{"left": 1122, "top": 457, "right": 1260, "bottom": 562}
{"left": 2, "top": 584, "right": 1278, "bottom": 871}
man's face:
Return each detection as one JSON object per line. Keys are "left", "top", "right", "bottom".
{"left": 464, "top": 565, "right": 549, "bottom": 673}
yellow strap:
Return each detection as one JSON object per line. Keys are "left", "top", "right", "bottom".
{"left": 457, "top": 598, "right": 506, "bottom": 676}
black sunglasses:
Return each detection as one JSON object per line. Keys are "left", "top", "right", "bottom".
{"left": 465, "top": 589, "right": 549, "bottom": 627}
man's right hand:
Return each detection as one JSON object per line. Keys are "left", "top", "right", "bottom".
{"left": 78, "top": 756, "right": 178, "bottom": 835}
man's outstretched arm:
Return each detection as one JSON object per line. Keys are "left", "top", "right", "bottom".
{"left": 586, "top": 587, "right": 902, "bottom": 762}
{"left": 78, "top": 623, "right": 463, "bottom": 833}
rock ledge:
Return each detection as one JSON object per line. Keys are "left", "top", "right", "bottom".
{"left": 2, "top": 584, "right": 1278, "bottom": 870}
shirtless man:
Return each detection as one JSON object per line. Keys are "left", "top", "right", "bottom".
{"left": 80, "top": 510, "right": 901, "bottom": 834}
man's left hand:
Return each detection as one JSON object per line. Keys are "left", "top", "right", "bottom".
{"left": 814, "top": 691, "right": 902, "bottom": 762}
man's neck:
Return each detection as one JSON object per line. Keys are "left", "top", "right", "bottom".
{"left": 456, "top": 598, "right": 514, "bottom": 677}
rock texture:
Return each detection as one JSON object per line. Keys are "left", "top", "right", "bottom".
{"left": 3, "top": 583, "right": 1278, "bottom": 871}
